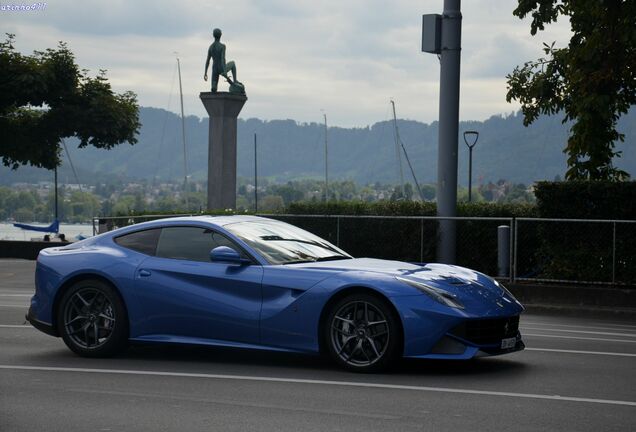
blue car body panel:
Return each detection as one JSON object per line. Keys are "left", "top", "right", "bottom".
{"left": 29, "top": 215, "right": 524, "bottom": 359}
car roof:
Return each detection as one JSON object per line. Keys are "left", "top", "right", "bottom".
{"left": 156, "top": 214, "right": 268, "bottom": 227}
{"left": 106, "top": 215, "right": 273, "bottom": 236}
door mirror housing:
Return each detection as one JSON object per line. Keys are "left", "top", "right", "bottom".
{"left": 210, "top": 246, "right": 250, "bottom": 265}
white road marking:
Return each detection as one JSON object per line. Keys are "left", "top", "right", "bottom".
{"left": 525, "top": 348, "right": 636, "bottom": 357}
{"left": 0, "top": 364, "right": 634, "bottom": 407}
{"left": 523, "top": 321, "right": 636, "bottom": 331}
{"left": 0, "top": 304, "right": 27, "bottom": 308}
{"left": 523, "top": 327, "right": 636, "bottom": 338}
{"left": 67, "top": 388, "right": 402, "bottom": 420}
{"left": 524, "top": 333, "right": 636, "bottom": 343}
{"left": 0, "top": 294, "right": 31, "bottom": 297}
{"left": 0, "top": 325, "right": 31, "bottom": 328}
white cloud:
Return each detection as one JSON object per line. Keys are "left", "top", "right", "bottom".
{"left": 2, "top": 0, "right": 572, "bottom": 127}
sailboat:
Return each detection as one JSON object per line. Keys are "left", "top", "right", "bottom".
{"left": 12, "top": 139, "right": 82, "bottom": 240}
{"left": 12, "top": 165, "right": 61, "bottom": 239}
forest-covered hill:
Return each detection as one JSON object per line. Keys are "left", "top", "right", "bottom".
{"left": 2, "top": 107, "right": 634, "bottom": 186}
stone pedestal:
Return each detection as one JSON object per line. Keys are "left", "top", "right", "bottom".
{"left": 200, "top": 92, "right": 247, "bottom": 210}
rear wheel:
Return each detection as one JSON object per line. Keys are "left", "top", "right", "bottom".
{"left": 325, "top": 293, "right": 401, "bottom": 372}
{"left": 57, "top": 279, "right": 128, "bottom": 357}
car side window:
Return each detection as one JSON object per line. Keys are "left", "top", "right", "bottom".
{"left": 114, "top": 228, "right": 161, "bottom": 256}
{"left": 156, "top": 226, "right": 249, "bottom": 263}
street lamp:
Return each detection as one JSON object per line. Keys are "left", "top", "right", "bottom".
{"left": 463, "top": 130, "right": 479, "bottom": 202}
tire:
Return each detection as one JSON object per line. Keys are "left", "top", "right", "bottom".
{"left": 57, "top": 279, "right": 129, "bottom": 357}
{"left": 325, "top": 293, "right": 401, "bottom": 372}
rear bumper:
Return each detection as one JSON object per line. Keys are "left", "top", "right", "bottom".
{"left": 26, "top": 306, "right": 58, "bottom": 337}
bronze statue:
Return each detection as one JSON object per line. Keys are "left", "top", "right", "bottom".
{"left": 204, "top": 28, "right": 245, "bottom": 94}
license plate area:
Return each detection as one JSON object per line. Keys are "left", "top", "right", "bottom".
{"left": 500, "top": 337, "right": 516, "bottom": 349}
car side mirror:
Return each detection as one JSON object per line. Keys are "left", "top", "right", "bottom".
{"left": 210, "top": 246, "right": 250, "bottom": 265}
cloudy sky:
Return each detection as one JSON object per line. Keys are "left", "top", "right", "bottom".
{"left": 3, "top": 0, "right": 571, "bottom": 127}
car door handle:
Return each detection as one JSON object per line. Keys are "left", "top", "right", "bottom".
{"left": 139, "top": 269, "right": 151, "bottom": 277}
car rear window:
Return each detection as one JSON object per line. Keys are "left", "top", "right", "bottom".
{"left": 114, "top": 228, "right": 161, "bottom": 256}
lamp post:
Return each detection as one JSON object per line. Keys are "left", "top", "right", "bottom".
{"left": 463, "top": 130, "right": 479, "bottom": 202}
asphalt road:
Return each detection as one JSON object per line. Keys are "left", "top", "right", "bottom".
{"left": 1, "top": 259, "right": 634, "bottom": 431}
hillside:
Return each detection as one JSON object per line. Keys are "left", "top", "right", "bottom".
{"left": 2, "top": 107, "right": 634, "bottom": 186}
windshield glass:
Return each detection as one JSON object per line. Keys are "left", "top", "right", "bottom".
{"left": 224, "top": 219, "right": 352, "bottom": 265}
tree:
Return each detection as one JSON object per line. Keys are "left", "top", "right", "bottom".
{"left": 0, "top": 34, "right": 140, "bottom": 170}
{"left": 506, "top": 1, "right": 636, "bottom": 180}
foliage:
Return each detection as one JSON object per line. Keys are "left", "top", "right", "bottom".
{"left": 534, "top": 180, "right": 636, "bottom": 219}
{"left": 506, "top": 0, "right": 636, "bottom": 180}
{"left": 285, "top": 200, "right": 537, "bottom": 218}
{"left": 0, "top": 34, "right": 140, "bottom": 170}
{"left": 0, "top": 186, "right": 100, "bottom": 223}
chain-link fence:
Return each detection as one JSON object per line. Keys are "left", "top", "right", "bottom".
{"left": 91, "top": 213, "right": 635, "bottom": 286}
{"left": 514, "top": 218, "right": 636, "bottom": 285}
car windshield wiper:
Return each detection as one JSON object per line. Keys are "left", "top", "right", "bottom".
{"left": 282, "top": 259, "right": 316, "bottom": 265}
{"left": 261, "top": 236, "right": 339, "bottom": 251}
{"left": 315, "top": 255, "right": 352, "bottom": 262}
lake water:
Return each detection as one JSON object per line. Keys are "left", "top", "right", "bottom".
{"left": 0, "top": 222, "right": 94, "bottom": 241}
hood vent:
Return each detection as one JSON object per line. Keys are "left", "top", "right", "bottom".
{"left": 442, "top": 276, "right": 472, "bottom": 286}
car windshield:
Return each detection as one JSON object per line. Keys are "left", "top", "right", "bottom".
{"left": 224, "top": 220, "right": 352, "bottom": 265}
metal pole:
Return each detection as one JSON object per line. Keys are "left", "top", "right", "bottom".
{"left": 324, "top": 113, "right": 329, "bottom": 202}
{"left": 254, "top": 133, "right": 258, "bottom": 213}
{"left": 513, "top": 219, "right": 519, "bottom": 283}
{"left": 509, "top": 218, "right": 514, "bottom": 283}
{"left": 497, "top": 225, "right": 510, "bottom": 278}
{"left": 420, "top": 218, "right": 424, "bottom": 263}
{"left": 54, "top": 165, "right": 58, "bottom": 221}
{"left": 612, "top": 221, "right": 616, "bottom": 284}
{"left": 436, "top": 0, "right": 462, "bottom": 264}
{"left": 176, "top": 56, "right": 189, "bottom": 211}
{"left": 468, "top": 146, "right": 473, "bottom": 202}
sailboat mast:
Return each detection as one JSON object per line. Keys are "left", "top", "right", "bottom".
{"left": 390, "top": 100, "right": 405, "bottom": 198}
{"left": 391, "top": 100, "right": 426, "bottom": 202}
{"left": 176, "top": 56, "right": 189, "bottom": 211}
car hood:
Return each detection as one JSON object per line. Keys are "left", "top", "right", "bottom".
{"left": 290, "top": 258, "right": 521, "bottom": 313}
{"left": 289, "top": 257, "right": 477, "bottom": 281}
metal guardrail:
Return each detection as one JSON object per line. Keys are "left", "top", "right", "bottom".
{"left": 91, "top": 213, "right": 636, "bottom": 286}
{"left": 514, "top": 217, "right": 636, "bottom": 286}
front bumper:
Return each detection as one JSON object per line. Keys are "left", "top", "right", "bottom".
{"left": 26, "top": 306, "right": 58, "bottom": 337}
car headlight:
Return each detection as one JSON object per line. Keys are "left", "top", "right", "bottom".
{"left": 396, "top": 276, "right": 464, "bottom": 309}
{"left": 492, "top": 278, "right": 520, "bottom": 303}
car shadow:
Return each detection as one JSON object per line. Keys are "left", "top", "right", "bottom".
{"left": 119, "top": 343, "right": 527, "bottom": 377}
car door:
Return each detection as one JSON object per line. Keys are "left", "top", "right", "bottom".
{"left": 132, "top": 225, "right": 263, "bottom": 344}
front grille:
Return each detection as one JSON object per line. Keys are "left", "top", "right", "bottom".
{"left": 449, "top": 316, "right": 519, "bottom": 346}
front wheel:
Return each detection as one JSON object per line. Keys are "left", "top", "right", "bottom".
{"left": 325, "top": 293, "right": 401, "bottom": 372}
{"left": 57, "top": 279, "right": 128, "bottom": 357}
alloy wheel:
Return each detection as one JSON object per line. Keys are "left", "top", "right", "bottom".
{"left": 63, "top": 287, "right": 115, "bottom": 349}
{"left": 330, "top": 300, "right": 390, "bottom": 368}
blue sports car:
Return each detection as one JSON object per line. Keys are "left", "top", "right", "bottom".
{"left": 27, "top": 215, "right": 524, "bottom": 372}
